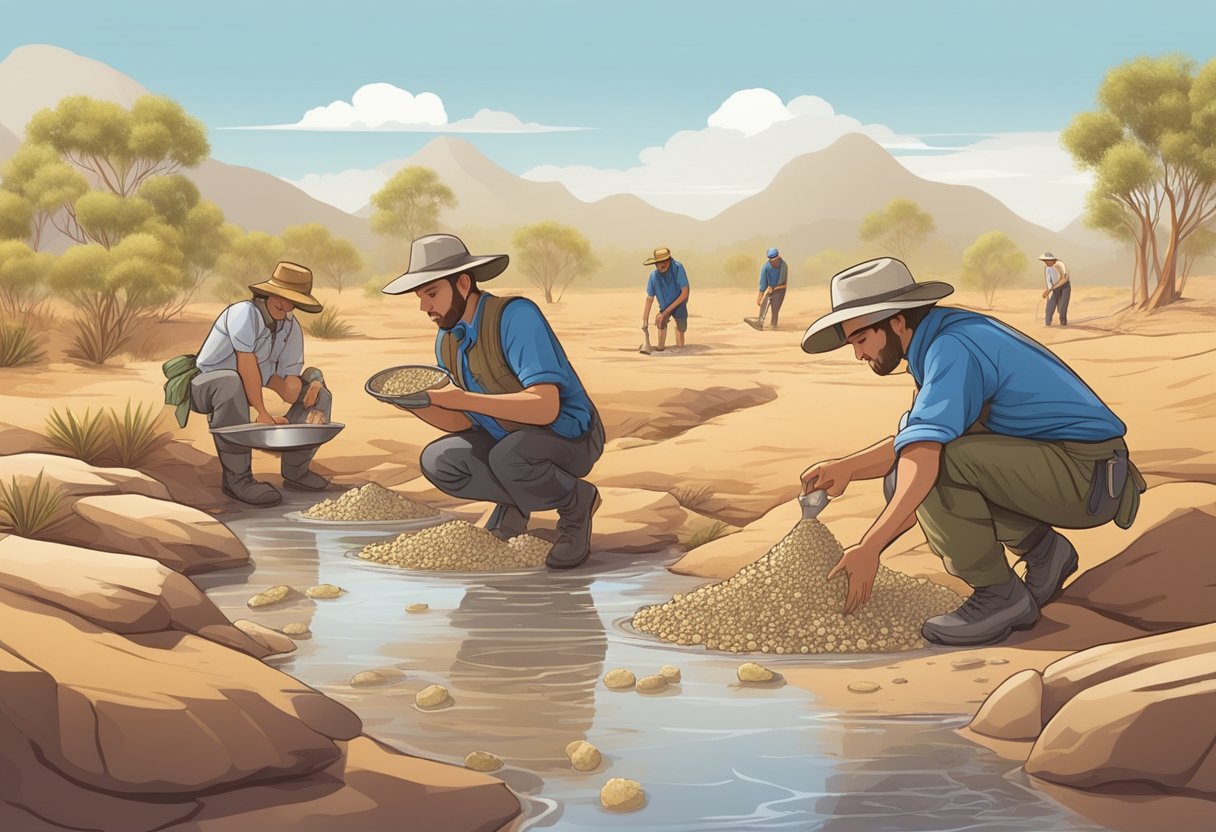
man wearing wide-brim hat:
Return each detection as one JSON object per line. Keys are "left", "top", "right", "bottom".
{"left": 186, "top": 261, "right": 333, "bottom": 506}
{"left": 798, "top": 258, "right": 1143, "bottom": 646}
{"left": 1038, "top": 251, "right": 1070, "bottom": 326}
{"left": 379, "top": 234, "right": 604, "bottom": 569}
{"left": 641, "top": 247, "right": 691, "bottom": 350}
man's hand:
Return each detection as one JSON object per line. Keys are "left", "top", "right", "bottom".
{"left": 256, "top": 411, "right": 288, "bottom": 425}
{"left": 827, "top": 542, "right": 881, "bottom": 615}
{"left": 655, "top": 311, "right": 669, "bottom": 328}
{"left": 426, "top": 384, "right": 467, "bottom": 411}
{"left": 800, "top": 458, "right": 853, "bottom": 496}
{"left": 1042, "top": 289, "right": 1050, "bottom": 299}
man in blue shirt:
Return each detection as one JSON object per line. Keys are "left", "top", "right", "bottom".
{"left": 380, "top": 234, "right": 604, "bottom": 569}
{"left": 798, "top": 258, "right": 1143, "bottom": 646}
{"left": 642, "top": 247, "right": 690, "bottom": 350}
{"left": 751, "top": 247, "right": 788, "bottom": 330}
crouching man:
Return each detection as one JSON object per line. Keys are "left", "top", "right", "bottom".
{"left": 381, "top": 234, "right": 604, "bottom": 569}
{"left": 799, "top": 258, "right": 1144, "bottom": 646}
{"left": 189, "top": 261, "right": 333, "bottom": 506}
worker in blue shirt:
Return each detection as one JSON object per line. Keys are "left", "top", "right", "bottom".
{"left": 641, "top": 247, "right": 690, "bottom": 350}
{"left": 753, "top": 246, "right": 788, "bottom": 330}
{"left": 379, "top": 234, "right": 604, "bottom": 570}
{"left": 798, "top": 258, "right": 1144, "bottom": 646}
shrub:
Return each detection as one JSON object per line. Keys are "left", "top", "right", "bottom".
{"left": 106, "top": 400, "right": 167, "bottom": 467}
{"left": 0, "top": 321, "right": 45, "bottom": 367}
{"left": 45, "top": 407, "right": 110, "bottom": 464}
{"left": 679, "top": 520, "right": 734, "bottom": 550}
{"left": 0, "top": 470, "right": 65, "bottom": 538}
{"left": 305, "top": 308, "right": 357, "bottom": 339}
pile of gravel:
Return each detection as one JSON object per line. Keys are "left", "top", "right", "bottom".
{"left": 632, "top": 519, "right": 961, "bottom": 654}
{"left": 373, "top": 366, "right": 448, "bottom": 397}
{"left": 356, "top": 520, "right": 552, "bottom": 570}
{"left": 303, "top": 483, "right": 439, "bottom": 521}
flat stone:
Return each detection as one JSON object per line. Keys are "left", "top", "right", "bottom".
{"left": 848, "top": 681, "right": 881, "bottom": 694}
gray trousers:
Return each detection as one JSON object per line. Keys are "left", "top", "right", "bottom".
{"left": 421, "top": 413, "right": 605, "bottom": 514}
{"left": 190, "top": 369, "right": 333, "bottom": 482}
{"left": 1046, "top": 283, "right": 1071, "bottom": 325}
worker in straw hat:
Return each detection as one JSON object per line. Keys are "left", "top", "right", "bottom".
{"left": 641, "top": 247, "right": 691, "bottom": 350}
{"left": 1038, "top": 251, "right": 1070, "bottom": 326}
{"left": 184, "top": 261, "right": 333, "bottom": 506}
{"left": 379, "top": 234, "right": 604, "bottom": 570}
{"left": 798, "top": 258, "right": 1143, "bottom": 646}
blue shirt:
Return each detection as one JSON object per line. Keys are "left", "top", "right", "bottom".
{"left": 646, "top": 259, "right": 690, "bottom": 319}
{"left": 893, "top": 307, "right": 1125, "bottom": 454}
{"left": 759, "top": 259, "right": 788, "bottom": 291}
{"left": 435, "top": 293, "right": 594, "bottom": 441}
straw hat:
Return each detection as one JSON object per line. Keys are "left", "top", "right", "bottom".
{"left": 801, "top": 258, "right": 954, "bottom": 354}
{"left": 643, "top": 247, "right": 673, "bottom": 266}
{"left": 249, "top": 261, "right": 323, "bottom": 313}
{"left": 380, "top": 234, "right": 509, "bottom": 295}
{"left": 1038, "top": 252, "right": 1058, "bottom": 261}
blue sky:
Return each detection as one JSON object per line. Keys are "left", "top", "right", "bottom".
{"left": 3, "top": 0, "right": 1214, "bottom": 227}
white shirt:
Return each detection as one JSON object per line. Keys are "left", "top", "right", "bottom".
{"left": 1044, "top": 260, "right": 1068, "bottom": 290}
{"left": 196, "top": 300, "right": 304, "bottom": 385}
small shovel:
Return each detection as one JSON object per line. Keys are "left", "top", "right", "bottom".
{"left": 639, "top": 324, "right": 653, "bottom": 355}
{"left": 744, "top": 294, "right": 771, "bottom": 330}
{"left": 798, "top": 489, "right": 830, "bottom": 521}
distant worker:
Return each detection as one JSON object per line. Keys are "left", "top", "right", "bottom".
{"left": 751, "top": 247, "right": 788, "bottom": 330}
{"left": 641, "top": 247, "right": 690, "bottom": 351}
{"left": 1040, "top": 251, "right": 1070, "bottom": 327}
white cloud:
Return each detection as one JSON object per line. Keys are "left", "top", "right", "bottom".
{"left": 226, "top": 83, "right": 586, "bottom": 133}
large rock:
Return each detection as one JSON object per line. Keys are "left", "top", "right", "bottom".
{"left": 56, "top": 493, "right": 249, "bottom": 573}
{"left": 968, "top": 669, "right": 1044, "bottom": 741}
{"left": 0, "top": 586, "right": 361, "bottom": 796}
{"left": 0, "top": 452, "right": 170, "bottom": 500}
{"left": 590, "top": 486, "right": 691, "bottom": 552}
{"left": 1026, "top": 653, "right": 1216, "bottom": 796}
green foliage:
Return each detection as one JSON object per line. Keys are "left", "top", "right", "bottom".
{"left": 0, "top": 321, "right": 45, "bottom": 368}
{"left": 281, "top": 223, "right": 364, "bottom": 292}
{"left": 44, "top": 407, "right": 110, "bottom": 464}
{"left": 0, "top": 191, "right": 34, "bottom": 241}
{"left": 671, "top": 484, "right": 716, "bottom": 512}
{"left": 511, "top": 221, "right": 598, "bottom": 303}
{"left": 304, "top": 307, "right": 357, "bottom": 339}
{"left": 106, "top": 400, "right": 167, "bottom": 468}
{"left": 363, "top": 276, "right": 388, "bottom": 301}
{"left": 722, "top": 253, "right": 754, "bottom": 287}
{"left": 859, "top": 199, "right": 936, "bottom": 261}
{"left": 0, "top": 144, "right": 90, "bottom": 249}
{"left": 369, "top": 166, "right": 456, "bottom": 244}
{"left": 803, "top": 249, "right": 857, "bottom": 283}
{"left": 26, "top": 94, "right": 209, "bottom": 197}
{"left": 213, "top": 230, "right": 284, "bottom": 303}
{"left": 0, "top": 240, "right": 53, "bottom": 319}
{"left": 961, "top": 231, "right": 1028, "bottom": 307}
{"left": 679, "top": 520, "right": 734, "bottom": 551}
{"left": 0, "top": 470, "right": 65, "bottom": 538}
{"left": 74, "top": 191, "right": 157, "bottom": 249}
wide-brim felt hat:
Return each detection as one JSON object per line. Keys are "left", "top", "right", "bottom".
{"left": 250, "top": 261, "right": 323, "bottom": 313}
{"left": 381, "top": 234, "right": 509, "bottom": 295}
{"left": 1038, "top": 251, "right": 1058, "bottom": 261}
{"left": 643, "top": 247, "right": 673, "bottom": 266}
{"left": 801, "top": 258, "right": 954, "bottom": 354}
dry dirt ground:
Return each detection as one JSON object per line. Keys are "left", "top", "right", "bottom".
{"left": 3, "top": 277, "right": 1214, "bottom": 718}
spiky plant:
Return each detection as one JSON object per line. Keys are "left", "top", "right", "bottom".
{"left": 305, "top": 308, "right": 357, "bottom": 339}
{"left": 105, "top": 400, "right": 167, "bottom": 468}
{"left": 679, "top": 520, "right": 734, "bottom": 551}
{"left": 0, "top": 322, "right": 46, "bottom": 367}
{"left": 0, "top": 470, "right": 65, "bottom": 538}
{"left": 45, "top": 407, "right": 111, "bottom": 464}
{"left": 671, "top": 484, "right": 716, "bottom": 512}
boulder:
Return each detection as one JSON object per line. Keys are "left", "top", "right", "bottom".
{"left": 233, "top": 619, "right": 297, "bottom": 657}
{"left": 55, "top": 493, "right": 249, "bottom": 574}
{"left": 1026, "top": 653, "right": 1216, "bottom": 796}
{"left": 968, "top": 669, "right": 1044, "bottom": 741}
{"left": 0, "top": 452, "right": 169, "bottom": 500}
{"left": 0, "top": 587, "right": 361, "bottom": 796}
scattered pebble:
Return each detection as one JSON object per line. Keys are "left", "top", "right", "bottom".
{"left": 892, "top": 677, "right": 908, "bottom": 685}
{"left": 416, "top": 684, "right": 450, "bottom": 708}
{"left": 848, "top": 681, "right": 881, "bottom": 694}
{"left": 405, "top": 603, "right": 430, "bottom": 613}
{"left": 247, "top": 585, "right": 291, "bottom": 608}
{"left": 989, "top": 658, "right": 1010, "bottom": 665}
{"left": 974, "top": 677, "right": 988, "bottom": 684}
{"left": 600, "top": 778, "right": 646, "bottom": 812}
{"left": 464, "top": 751, "right": 503, "bottom": 772}
{"left": 659, "top": 664, "right": 682, "bottom": 683}
{"left": 737, "top": 662, "right": 775, "bottom": 683}
{"left": 304, "top": 482, "right": 438, "bottom": 521}
{"left": 604, "top": 668, "right": 636, "bottom": 690}
{"left": 281, "top": 622, "right": 311, "bottom": 637}
{"left": 373, "top": 366, "right": 448, "bottom": 397}
{"left": 950, "top": 657, "right": 986, "bottom": 670}
{"left": 636, "top": 675, "right": 669, "bottom": 694}
{"left": 350, "top": 670, "right": 386, "bottom": 687}
{"left": 306, "top": 584, "right": 344, "bottom": 599}
{"left": 566, "top": 740, "right": 602, "bottom": 772}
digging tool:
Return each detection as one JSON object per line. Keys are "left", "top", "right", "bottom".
{"left": 798, "top": 489, "right": 830, "bottom": 522}
{"left": 639, "top": 324, "right": 653, "bottom": 355}
{"left": 744, "top": 293, "right": 771, "bottom": 330}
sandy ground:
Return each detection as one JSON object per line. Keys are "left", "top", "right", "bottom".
{"left": 3, "top": 276, "right": 1214, "bottom": 719}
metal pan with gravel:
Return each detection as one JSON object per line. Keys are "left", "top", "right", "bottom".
{"left": 632, "top": 518, "right": 962, "bottom": 655}
{"left": 353, "top": 519, "right": 553, "bottom": 572}
{"left": 288, "top": 483, "right": 452, "bottom": 529}
{"left": 365, "top": 364, "right": 455, "bottom": 408}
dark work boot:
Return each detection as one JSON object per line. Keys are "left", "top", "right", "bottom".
{"left": 282, "top": 469, "right": 331, "bottom": 492}
{"left": 546, "top": 481, "right": 601, "bottom": 569}
{"left": 219, "top": 450, "right": 281, "bottom": 507}
{"left": 921, "top": 575, "right": 1039, "bottom": 647}
{"left": 1013, "top": 527, "right": 1079, "bottom": 606}
{"left": 486, "top": 503, "right": 529, "bottom": 541}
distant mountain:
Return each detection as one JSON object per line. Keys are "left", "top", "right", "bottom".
{"left": 0, "top": 123, "right": 19, "bottom": 165}
{"left": 0, "top": 44, "right": 374, "bottom": 248}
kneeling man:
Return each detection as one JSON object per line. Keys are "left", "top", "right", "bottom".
{"left": 381, "top": 234, "right": 604, "bottom": 569}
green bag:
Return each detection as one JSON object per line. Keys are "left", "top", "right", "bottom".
{"left": 162, "top": 354, "right": 199, "bottom": 428}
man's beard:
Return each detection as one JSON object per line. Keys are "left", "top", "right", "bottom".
{"left": 435, "top": 290, "right": 470, "bottom": 330}
{"left": 867, "top": 328, "right": 905, "bottom": 376}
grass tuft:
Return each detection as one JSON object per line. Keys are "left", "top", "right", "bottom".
{"left": 105, "top": 400, "right": 167, "bottom": 468}
{"left": 0, "top": 321, "right": 46, "bottom": 368}
{"left": 0, "top": 470, "right": 65, "bottom": 538}
{"left": 679, "top": 520, "right": 734, "bottom": 551}
{"left": 305, "top": 308, "right": 358, "bottom": 340}
{"left": 45, "top": 407, "right": 111, "bottom": 464}
{"left": 671, "top": 484, "right": 716, "bottom": 512}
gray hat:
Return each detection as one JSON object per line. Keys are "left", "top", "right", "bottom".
{"left": 801, "top": 258, "right": 953, "bottom": 354}
{"left": 381, "top": 234, "right": 509, "bottom": 295}
{"left": 1038, "top": 252, "right": 1058, "bottom": 261}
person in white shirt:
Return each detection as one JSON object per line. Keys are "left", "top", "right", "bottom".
{"left": 1039, "top": 252, "right": 1070, "bottom": 326}
{"left": 192, "top": 261, "right": 332, "bottom": 506}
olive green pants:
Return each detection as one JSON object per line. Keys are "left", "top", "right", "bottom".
{"left": 915, "top": 434, "right": 1130, "bottom": 588}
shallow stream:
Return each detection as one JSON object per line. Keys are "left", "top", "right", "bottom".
{"left": 196, "top": 502, "right": 1110, "bottom": 832}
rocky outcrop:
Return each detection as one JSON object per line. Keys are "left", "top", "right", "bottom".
{"left": 0, "top": 452, "right": 170, "bottom": 500}
{"left": 966, "top": 623, "right": 1216, "bottom": 800}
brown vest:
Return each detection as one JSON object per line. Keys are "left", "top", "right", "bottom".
{"left": 439, "top": 295, "right": 526, "bottom": 429}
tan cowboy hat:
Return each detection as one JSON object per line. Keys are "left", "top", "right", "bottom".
{"left": 801, "top": 258, "right": 954, "bottom": 354}
{"left": 1037, "top": 251, "right": 1058, "bottom": 261}
{"left": 380, "top": 234, "right": 509, "bottom": 295}
{"left": 249, "top": 261, "right": 323, "bottom": 313}
{"left": 643, "top": 247, "right": 673, "bottom": 266}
